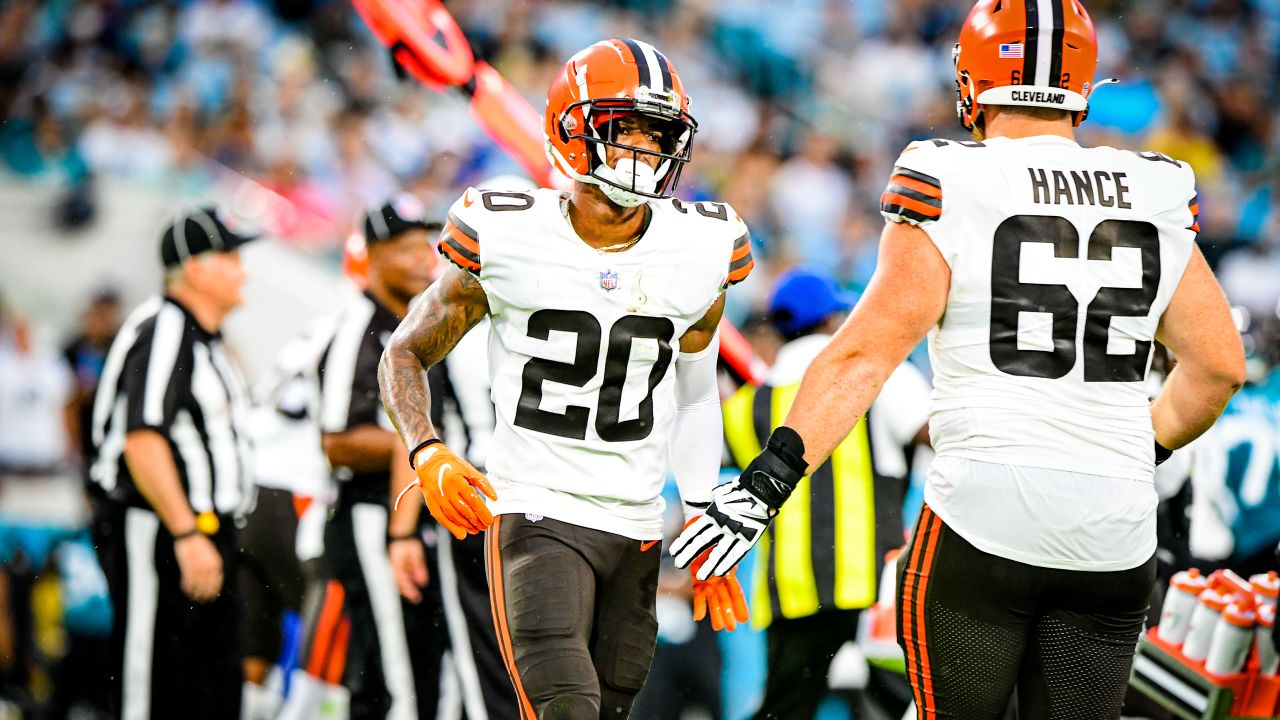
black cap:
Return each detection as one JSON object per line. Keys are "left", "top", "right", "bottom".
{"left": 160, "top": 207, "right": 257, "bottom": 269}
{"left": 363, "top": 194, "right": 433, "bottom": 245}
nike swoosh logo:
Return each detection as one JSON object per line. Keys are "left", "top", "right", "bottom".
{"left": 462, "top": 191, "right": 475, "bottom": 208}
{"left": 640, "top": 540, "right": 659, "bottom": 552}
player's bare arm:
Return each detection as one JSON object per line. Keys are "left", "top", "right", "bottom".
{"left": 783, "top": 220, "right": 949, "bottom": 470}
{"left": 1151, "top": 244, "right": 1246, "bottom": 449}
{"left": 321, "top": 425, "right": 396, "bottom": 472}
{"left": 378, "top": 262, "right": 489, "bottom": 448}
{"left": 379, "top": 261, "right": 495, "bottom": 539}
{"left": 680, "top": 293, "right": 726, "bottom": 353}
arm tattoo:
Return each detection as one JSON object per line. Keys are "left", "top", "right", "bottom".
{"left": 378, "top": 266, "right": 488, "bottom": 450}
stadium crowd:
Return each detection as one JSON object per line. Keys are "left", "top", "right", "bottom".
{"left": 1, "top": 0, "right": 1279, "bottom": 718}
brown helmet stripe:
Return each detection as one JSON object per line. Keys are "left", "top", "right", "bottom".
{"left": 1022, "top": 0, "right": 1039, "bottom": 85}
{"left": 619, "top": 38, "right": 655, "bottom": 91}
{"left": 1047, "top": 0, "right": 1065, "bottom": 87}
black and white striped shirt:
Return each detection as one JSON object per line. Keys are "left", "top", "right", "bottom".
{"left": 90, "top": 296, "right": 254, "bottom": 516}
{"left": 317, "top": 292, "right": 402, "bottom": 504}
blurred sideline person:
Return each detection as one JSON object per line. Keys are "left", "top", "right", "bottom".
{"left": 89, "top": 207, "right": 257, "bottom": 719}
{"left": 278, "top": 237, "right": 369, "bottom": 720}
{"left": 380, "top": 39, "right": 751, "bottom": 719}
{"left": 64, "top": 289, "right": 123, "bottom": 470}
{"left": 386, "top": 178, "right": 519, "bottom": 720}
{"left": 674, "top": 1, "right": 1246, "bottom": 717}
{"left": 722, "top": 268, "right": 927, "bottom": 719}
{"left": 1186, "top": 306, "right": 1280, "bottom": 577}
{"left": 315, "top": 195, "right": 447, "bottom": 719}
{"left": 239, "top": 316, "right": 337, "bottom": 719}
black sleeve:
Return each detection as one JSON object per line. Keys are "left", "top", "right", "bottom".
{"left": 122, "top": 316, "right": 192, "bottom": 434}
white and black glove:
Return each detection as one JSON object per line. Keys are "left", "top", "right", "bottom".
{"left": 671, "top": 426, "right": 808, "bottom": 580}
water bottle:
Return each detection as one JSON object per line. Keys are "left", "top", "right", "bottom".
{"left": 1257, "top": 603, "right": 1278, "bottom": 676}
{"left": 1249, "top": 571, "right": 1278, "bottom": 608}
{"left": 1158, "top": 568, "right": 1207, "bottom": 645}
{"left": 1183, "top": 588, "right": 1230, "bottom": 661}
{"left": 1205, "top": 601, "right": 1256, "bottom": 676}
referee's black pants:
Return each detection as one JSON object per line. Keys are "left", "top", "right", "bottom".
{"left": 97, "top": 503, "right": 242, "bottom": 719}
{"left": 324, "top": 488, "right": 447, "bottom": 720}
{"left": 434, "top": 525, "right": 520, "bottom": 719}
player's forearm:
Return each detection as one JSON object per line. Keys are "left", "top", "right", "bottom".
{"left": 784, "top": 347, "right": 897, "bottom": 472}
{"left": 671, "top": 338, "right": 722, "bottom": 518}
{"left": 124, "top": 430, "right": 198, "bottom": 534}
{"left": 388, "top": 433, "right": 422, "bottom": 535}
{"left": 322, "top": 425, "right": 398, "bottom": 472}
{"left": 1151, "top": 362, "right": 1242, "bottom": 450}
{"left": 379, "top": 267, "right": 487, "bottom": 449}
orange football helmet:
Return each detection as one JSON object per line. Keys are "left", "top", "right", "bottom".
{"left": 954, "top": 0, "right": 1099, "bottom": 133}
{"left": 545, "top": 39, "right": 697, "bottom": 205}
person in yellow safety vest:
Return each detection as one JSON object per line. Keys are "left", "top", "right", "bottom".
{"left": 722, "top": 268, "right": 931, "bottom": 719}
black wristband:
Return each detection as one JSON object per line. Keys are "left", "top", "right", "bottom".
{"left": 742, "top": 426, "right": 809, "bottom": 510}
{"left": 172, "top": 527, "right": 200, "bottom": 541}
{"left": 388, "top": 531, "right": 421, "bottom": 543}
{"left": 1154, "top": 440, "right": 1174, "bottom": 466}
{"left": 408, "top": 438, "right": 443, "bottom": 469}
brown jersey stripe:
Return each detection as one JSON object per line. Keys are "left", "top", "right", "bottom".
{"left": 885, "top": 183, "right": 943, "bottom": 210}
{"left": 446, "top": 211, "right": 479, "bottom": 243}
{"left": 731, "top": 241, "right": 752, "bottom": 263}
{"left": 441, "top": 231, "right": 480, "bottom": 264}
{"left": 881, "top": 192, "right": 942, "bottom": 218}
{"left": 729, "top": 249, "right": 754, "bottom": 273}
{"left": 727, "top": 259, "right": 754, "bottom": 285}
{"left": 444, "top": 220, "right": 479, "bottom": 254}
{"left": 439, "top": 241, "right": 480, "bottom": 273}
{"left": 891, "top": 166, "right": 942, "bottom": 193}
{"left": 889, "top": 174, "right": 943, "bottom": 201}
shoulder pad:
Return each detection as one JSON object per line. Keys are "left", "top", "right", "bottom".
{"left": 880, "top": 142, "right": 952, "bottom": 226}
{"left": 439, "top": 187, "right": 543, "bottom": 275}
{"left": 667, "top": 199, "right": 754, "bottom": 287}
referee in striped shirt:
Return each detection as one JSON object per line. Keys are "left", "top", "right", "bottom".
{"left": 90, "top": 207, "right": 256, "bottom": 719}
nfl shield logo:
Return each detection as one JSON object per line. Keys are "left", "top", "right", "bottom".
{"left": 600, "top": 270, "right": 619, "bottom": 291}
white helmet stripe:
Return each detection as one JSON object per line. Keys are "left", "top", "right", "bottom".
{"left": 634, "top": 40, "right": 664, "bottom": 92}
{"left": 1034, "top": 0, "right": 1055, "bottom": 86}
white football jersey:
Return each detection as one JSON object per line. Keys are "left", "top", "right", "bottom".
{"left": 440, "top": 187, "right": 753, "bottom": 540}
{"left": 248, "top": 316, "right": 336, "bottom": 498}
{"left": 881, "top": 136, "right": 1198, "bottom": 569}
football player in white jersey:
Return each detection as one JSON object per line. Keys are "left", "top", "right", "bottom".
{"left": 672, "top": 1, "right": 1246, "bottom": 717}
{"left": 380, "top": 39, "right": 752, "bottom": 719}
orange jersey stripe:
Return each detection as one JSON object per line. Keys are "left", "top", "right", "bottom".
{"left": 444, "top": 221, "right": 479, "bottom": 253}
{"left": 730, "top": 241, "right": 752, "bottom": 263}
{"left": 1189, "top": 203, "right": 1200, "bottom": 216}
{"left": 441, "top": 241, "right": 481, "bottom": 272}
{"left": 881, "top": 192, "right": 942, "bottom": 218}
{"left": 445, "top": 215, "right": 479, "bottom": 245}
{"left": 488, "top": 518, "right": 537, "bottom": 719}
{"left": 728, "top": 259, "right": 755, "bottom": 284}
{"left": 1190, "top": 222, "right": 1201, "bottom": 233}
{"left": 890, "top": 174, "right": 943, "bottom": 200}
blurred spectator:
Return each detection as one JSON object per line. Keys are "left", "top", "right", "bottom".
{"left": 0, "top": 300, "right": 75, "bottom": 477}
{"left": 62, "top": 289, "right": 123, "bottom": 470}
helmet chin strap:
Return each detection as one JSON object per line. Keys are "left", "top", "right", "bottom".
{"left": 589, "top": 136, "right": 664, "bottom": 207}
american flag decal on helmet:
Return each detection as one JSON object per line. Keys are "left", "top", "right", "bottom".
{"left": 999, "top": 43, "right": 1024, "bottom": 58}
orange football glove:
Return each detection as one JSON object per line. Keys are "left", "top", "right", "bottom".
{"left": 400, "top": 441, "right": 497, "bottom": 540}
{"left": 686, "top": 518, "right": 749, "bottom": 632}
